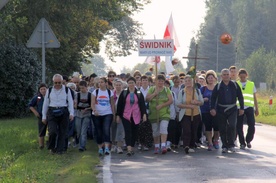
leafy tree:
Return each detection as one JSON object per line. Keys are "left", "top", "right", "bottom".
{"left": 0, "top": 44, "right": 41, "bottom": 117}
{"left": 0, "top": 0, "right": 150, "bottom": 77}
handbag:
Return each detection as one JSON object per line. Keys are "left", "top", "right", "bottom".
{"left": 52, "top": 109, "right": 64, "bottom": 117}
{"left": 138, "top": 120, "right": 153, "bottom": 148}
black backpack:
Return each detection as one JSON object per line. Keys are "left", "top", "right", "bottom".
{"left": 76, "top": 92, "right": 91, "bottom": 110}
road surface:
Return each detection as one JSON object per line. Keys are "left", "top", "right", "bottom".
{"left": 98, "top": 123, "right": 276, "bottom": 183}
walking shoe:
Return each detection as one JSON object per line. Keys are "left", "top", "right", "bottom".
{"left": 117, "top": 147, "right": 123, "bottom": 154}
{"left": 213, "top": 141, "right": 220, "bottom": 149}
{"left": 222, "top": 148, "right": 228, "bottom": 153}
{"left": 79, "top": 148, "right": 84, "bottom": 152}
{"left": 104, "top": 148, "right": 110, "bottom": 155}
{"left": 161, "top": 146, "right": 167, "bottom": 154}
{"left": 154, "top": 147, "right": 160, "bottom": 154}
{"left": 143, "top": 147, "right": 149, "bottom": 151}
{"left": 166, "top": 146, "right": 172, "bottom": 152}
{"left": 137, "top": 144, "right": 142, "bottom": 150}
{"left": 184, "top": 146, "right": 189, "bottom": 154}
{"left": 98, "top": 148, "right": 104, "bottom": 156}
{"left": 247, "top": 143, "right": 252, "bottom": 149}
{"left": 240, "top": 144, "right": 246, "bottom": 150}
{"left": 126, "top": 150, "right": 132, "bottom": 156}
{"left": 188, "top": 148, "right": 195, "bottom": 153}
{"left": 111, "top": 145, "right": 117, "bottom": 153}
{"left": 207, "top": 144, "right": 213, "bottom": 151}
{"left": 228, "top": 147, "right": 236, "bottom": 153}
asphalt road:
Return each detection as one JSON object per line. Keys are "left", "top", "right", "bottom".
{"left": 100, "top": 123, "right": 276, "bottom": 183}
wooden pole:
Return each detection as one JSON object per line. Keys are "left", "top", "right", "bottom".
{"left": 155, "top": 56, "right": 159, "bottom": 123}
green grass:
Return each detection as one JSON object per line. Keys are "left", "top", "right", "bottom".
{"left": 0, "top": 117, "right": 100, "bottom": 183}
{"left": 255, "top": 93, "right": 276, "bottom": 126}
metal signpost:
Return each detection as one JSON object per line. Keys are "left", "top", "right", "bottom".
{"left": 0, "top": 0, "right": 9, "bottom": 10}
{"left": 26, "top": 18, "right": 60, "bottom": 83}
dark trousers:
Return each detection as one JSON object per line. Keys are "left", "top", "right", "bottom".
{"left": 93, "top": 114, "right": 113, "bottom": 145}
{"left": 237, "top": 107, "right": 255, "bottom": 145}
{"left": 167, "top": 119, "right": 182, "bottom": 146}
{"left": 181, "top": 115, "right": 201, "bottom": 148}
{"left": 122, "top": 117, "right": 138, "bottom": 147}
{"left": 47, "top": 108, "right": 69, "bottom": 153}
{"left": 217, "top": 110, "right": 237, "bottom": 148}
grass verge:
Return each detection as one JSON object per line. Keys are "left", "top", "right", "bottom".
{"left": 255, "top": 93, "right": 276, "bottom": 126}
{"left": 0, "top": 117, "right": 100, "bottom": 183}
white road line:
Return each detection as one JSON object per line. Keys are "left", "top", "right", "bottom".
{"left": 103, "top": 154, "right": 113, "bottom": 183}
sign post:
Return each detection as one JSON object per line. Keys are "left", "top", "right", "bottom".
{"left": 0, "top": 0, "right": 9, "bottom": 10}
{"left": 26, "top": 18, "right": 60, "bottom": 83}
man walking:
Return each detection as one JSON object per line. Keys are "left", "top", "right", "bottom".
{"left": 210, "top": 69, "right": 244, "bottom": 153}
{"left": 42, "top": 74, "right": 74, "bottom": 154}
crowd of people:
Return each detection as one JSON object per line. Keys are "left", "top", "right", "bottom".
{"left": 28, "top": 65, "right": 259, "bottom": 156}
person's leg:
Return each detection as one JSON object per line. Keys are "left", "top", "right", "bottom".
{"left": 245, "top": 107, "right": 255, "bottom": 146}
{"left": 167, "top": 119, "right": 175, "bottom": 148}
{"left": 79, "top": 117, "right": 90, "bottom": 150}
{"left": 151, "top": 123, "right": 160, "bottom": 153}
{"left": 227, "top": 110, "right": 238, "bottom": 149}
{"left": 92, "top": 115, "right": 104, "bottom": 148}
{"left": 47, "top": 110, "right": 58, "bottom": 152}
{"left": 160, "top": 120, "right": 169, "bottom": 153}
{"left": 237, "top": 112, "right": 246, "bottom": 148}
{"left": 102, "top": 114, "right": 113, "bottom": 154}
{"left": 190, "top": 115, "right": 200, "bottom": 149}
{"left": 202, "top": 113, "right": 213, "bottom": 149}
{"left": 217, "top": 113, "right": 228, "bottom": 150}
{"left": 110, "top": 120, "right": 117, "bottom": 151}
{"left": 130, "top": 118, "right": 138, "bottom": 149}
{"left": 75, "top": 117, "right": 82, "bottom": 145}
{"left": 56, "top": 109, "right": 69, "bottom": 153}
{"left": 38, "top": 117, "right": 47, "bottom": 149}
{"left": 181, "top": 115, "right": 192, "bottom": 150}
{"left": 121, "top": 117, "right": 132, "bottom": 148}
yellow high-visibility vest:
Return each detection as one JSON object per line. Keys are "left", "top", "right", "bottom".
{"left": 237, "top": 80, "right": 254, "bottom": 107}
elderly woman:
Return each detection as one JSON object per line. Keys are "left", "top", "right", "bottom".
{"left": 177, "top": 75, "right": 204, "bottom": 154}
{"left": 116, "top": 77, "right": 147, "bottom": 156}
{"left": 146, "top": 74, "right": 173, "bottom": 154}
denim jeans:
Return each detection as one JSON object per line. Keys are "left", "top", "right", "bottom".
{"left": 93, "top": 114, "right": 113, "bottom": 145}
{"left": 75, "top": 116, "right": 90, "bottom": 149}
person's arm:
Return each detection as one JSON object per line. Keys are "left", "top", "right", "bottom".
{"left": 91, "top": 92, "right": 98, "bottom": 116}
{"left": 253, "top": 85, "right": 259, "bottom": 116}
{"left": 146, "top": 86, "right": 157, "bottom": 102}
{"left": 156, "top": 90, "right": 173, "bottom": 111}
{"left": 42, "top": 90, "right": 50, "bottom": 122}
{"left": 67, "top": 88, "right": 74, "bottom": 121}
{"left": 29, "top": 96, "right": 40, "bottom": 118}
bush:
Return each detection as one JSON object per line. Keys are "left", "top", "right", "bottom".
{"left": 0, "top": 44, "right": 41, "bottom": 117}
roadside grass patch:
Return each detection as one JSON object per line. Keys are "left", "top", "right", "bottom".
{"left": 0, "top": 117, "right": 99, "bottom": 183}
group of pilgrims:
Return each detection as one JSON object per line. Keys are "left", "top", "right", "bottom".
{"left": 29, "top": 65, "right": 258, "bottom": 156}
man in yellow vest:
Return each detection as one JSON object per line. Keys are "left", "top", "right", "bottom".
{"left": 236, "top": 69, "right": 259, "bottom": 149}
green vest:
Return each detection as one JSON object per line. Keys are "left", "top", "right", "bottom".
{"left": 237, "top": 80, "right": 254, "bottom": 107}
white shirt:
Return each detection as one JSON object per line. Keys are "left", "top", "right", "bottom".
{"left": 42, "top": 85, "right": 74, "bottom": 120}
{"left": 92, "top": 89, "right": 113, "bottom": 116}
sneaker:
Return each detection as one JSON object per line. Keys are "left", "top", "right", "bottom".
{"left": 240, "top": 144, "right": 246, "bottom": 150}
{"left": 188, "top": 148, "right": 195, "bottom": 153}
{"left": 154, "top": 147, "right": 159, "bottom": 154}
{"left": 117, "top": 147, "right": 123, "bottom": 154}
{"left": 222, "top": 148, "right": 228, "bottom": 153}
{"left": 184, "top": 146, "right": 189, "bottom": 154}
{"left": 79, "top": 148, "right": 84, "bottom": 152}
{"left": 104, "top": 148, "right": 110, "bottom": 155}
{"left": 228, "top": 147, "right": 236, "bottom": 153}
{"left": 166, "top": 146, "right": 172, "bottom": 152}
{"left": 247, "top": 143, "right": 252, "bottom": 149}
{"left": 137, "top": 144, "right": 142, "bottom": 150}
{"left": 213, "top": 141, "right": 220, "bottom": 149}
{"left": 98, "top": 149, "right": 104, "bottom": 156}
{"left": 161, "top": 146, "right": 167, "bottom": 154}
{"left": 207, "top": 144, "right": 213, "bottom": 151}
{"left": 111, "top": 145, "right": 117, "bottom": 153}
{"left": 143, "top": 147, "right": 149, "bottom": 151}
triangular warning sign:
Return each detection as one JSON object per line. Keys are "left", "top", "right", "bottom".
{"left": 26, "top": 18, "right": 60, "bottom": 48}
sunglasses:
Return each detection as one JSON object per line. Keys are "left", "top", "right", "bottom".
{"left": 108, "top": 75, "right": 115, "bottom": 77}
{"left": 54, "top": 82, "right": 62, "bottom": 85}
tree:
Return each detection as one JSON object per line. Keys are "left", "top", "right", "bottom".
{"left": 0, "top": 0, "right": 150, "bottom": 77}
{"left": 0, "top": 44, "right": 41, "bottom": 117}
{"left": 81, "top": 55, "right": 107, "bottom": 77}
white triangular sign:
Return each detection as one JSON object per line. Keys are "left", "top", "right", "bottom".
{"left": 26, "top": 18, "right": 60, "bottom": 48}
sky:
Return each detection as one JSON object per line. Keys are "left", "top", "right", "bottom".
{"left": 102, "top": 0, "right": 207, "bottom": 73}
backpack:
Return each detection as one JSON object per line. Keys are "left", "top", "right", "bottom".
{"left": 76, "top": 92, "right": 91, "bottom": 110}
